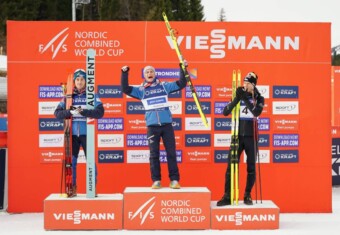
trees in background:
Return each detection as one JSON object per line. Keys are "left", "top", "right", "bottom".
{"left": 0, "top": 0, "right": 205, "bottom": 54}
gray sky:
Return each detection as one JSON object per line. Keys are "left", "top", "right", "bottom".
{"left": 201, "top": 0, "right": 339, "bottom": 47}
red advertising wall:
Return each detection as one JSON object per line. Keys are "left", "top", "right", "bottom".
{"left": 7, "top": 21, "right": 331, "bottom": 212}
{"left": 331, "top": 66, "right": 340, "bottom": 185}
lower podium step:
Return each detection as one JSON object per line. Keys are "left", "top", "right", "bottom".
{"left": 44, "top": 194, "right": 123, "bottom": 230}
{"left": 123, "top": 187, "right": 211, "bottom": 230}
{"left": 211, "top": 200, "right": 280, "bottom": 230}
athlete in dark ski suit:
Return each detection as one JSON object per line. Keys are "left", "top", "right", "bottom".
{"left": 217, "top": 72, "right": 264, "bottom": 206}
{"left": 54, "top": 69, "right": 104, "bottom": 196}
{"left": 121, "top": 64, "right": 187, "bottom": 189}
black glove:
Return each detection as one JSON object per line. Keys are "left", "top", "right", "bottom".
{"left": 223, "top": 105, "right": 231, "bottom": 116}
{"left": 121, "top": 65, "right": 129, "bottom": 73}
{"left": 236, "top": 87, "right": 246, "bottom": 100}
{"left": 254, "top": 86, "right": 260, "bottom": 97}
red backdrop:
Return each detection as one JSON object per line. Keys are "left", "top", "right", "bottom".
{"left": 7, "top": 21, "right": 331, "bottom": 212}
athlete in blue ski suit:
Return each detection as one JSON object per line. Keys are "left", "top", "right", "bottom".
{"left": 54, "top": 69, "right": 104, "bottom": 195}
{"left": 121, "top": 64, "right": 187, "bottom": 189}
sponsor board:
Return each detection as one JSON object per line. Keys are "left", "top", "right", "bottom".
{"left": 168, "top": 101, "right": 182, "bottom": 115}
{"left": 97, "top": 85, "right": 123, "bottom": 98}
{"left": 273, "top": 86, "right": 298, "bottom": 99}
{"left": 101, "top": 99, "right": 124, "bottom": 115}
{"left": 214, "top": 118, "right": 232, "bottom": 131}
{"left": 97, "top": 118, "right": 124, "bottom": 131}
{"left": 39, "top": 101, "right": 60, "bottom": 115}
{"left": 273, "top": 134, "right": 299, "bottom": 147}
{"left": 258, "top": 118, "right": 270, "bottom": 131}
{"left": 98, "top": 134, "right": 124, "bottom": 148}
{"left": 273, "top": 150, "right": 299, "bottom": 163}
{"left": 185, "top": 117, "right": 211, "bottom": 131}
{"left": 39, "top": 134, "right": 64, "bottom": 148}
{"left": 272, "top": 101, "right": 299, "bottom": 115}
{"left": 39, "top": 86, "right": 63, "bottom": 99}
{"left": 39, "top": 118, "right": 64, "bottom": 131}
{"left": 214, "top": 86, "right": 232, "bottom": 99}
{"left": 98, "top": 150, "right": 124, "bottom": 163}
{"left": 40, "top": 149, "right": 64, "bottom": 163}
{"left": 127, "top": 150, "right": 150, "bottom": 163}
{"left": 273, "top": 117, "right": 299, "bottom": 131}
{"left": 214, "top": 134, "right": 231, "bottom": 147}
{"left": 185, "top": 149, "right": 211, "bottom": 163}
{"left": 185, "top": 134, "right": 211, "bottom": 147}
{"left": 214, "top": 101, "right": 228, "bottom": 115}
{"left": 185, "top": 101, "right": 211, "bottom": 114}
{"left": 214, "top": 150, "right": 229, "bottom": 163}
{"left": 185, "top": 85, "right": 211, "bottom": 99}
{"left": 256, "top": 85, "right": 270, "bottom": 99}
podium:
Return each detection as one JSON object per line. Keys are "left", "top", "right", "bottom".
{"left": 44, "top": 194, "right": 123, "bottom": 230}
{"left": 123, "top": 187, "right": 211, "bottom": 230}
{"left": 210, "top": 200, "right": 280, "bottom": 230}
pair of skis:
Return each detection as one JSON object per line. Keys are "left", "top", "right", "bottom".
{"left": 60, "top": 49, "right": 96, "bottom": 198}
{"left": 230, "top": 70, "right": 241, "bottom": 205}
{"left": 60, "top": 74, "right": 75, "bottom": 198}
{"left": 162, "top": 12, "right": 208, "bottom": 128}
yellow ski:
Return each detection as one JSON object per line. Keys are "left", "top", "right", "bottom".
{"left": 162, "top": 12, "right": 208, "bottom": 127}
{"left": 230, "top": 70, "right": 241, "bottom": 205}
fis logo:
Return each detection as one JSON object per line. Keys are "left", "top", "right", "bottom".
{"left": 38, "top": 28, "right": 69, "bottom": 59}
{"left": 128, "top": 197, "right": 156, "bottom": 225}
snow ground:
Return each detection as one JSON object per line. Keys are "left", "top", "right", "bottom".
{"left": 1, "top": 186, "right": 339, "bottom": 235}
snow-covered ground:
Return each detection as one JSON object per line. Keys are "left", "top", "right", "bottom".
{"left": 1, "top": 186, "right": 340, "bottom": 235}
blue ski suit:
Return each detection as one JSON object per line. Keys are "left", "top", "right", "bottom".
{"left": 54, "top": 88, "right": 104, "bottom": 186}
{"left": 121, "top": 67, "right": 187, "bottom": 182}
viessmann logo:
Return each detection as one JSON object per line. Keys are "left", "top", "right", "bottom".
{"left": 165, "top": 29, "right": 300, "bottom": 59}
{"left": 215, "top": 211, "right": 276, "bottom": 226}
{"left": 39, "top": 28, "right": 69, "bottom": 59}
{"left": 53, "top": 210, "right": 115, "bottom": 224}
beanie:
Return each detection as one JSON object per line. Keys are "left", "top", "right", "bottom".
{"left": 73, "top": 69, "right": 86, "bottom": 81}
{"left": 244, "top": 72, "right": 258, "bottom": 86}
{"left": 143, "top": 65, "right": 156, "bottom": 76}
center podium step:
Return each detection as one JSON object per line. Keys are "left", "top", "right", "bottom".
{"left": 123, "top": 187, "right": 211, "bottom": 230}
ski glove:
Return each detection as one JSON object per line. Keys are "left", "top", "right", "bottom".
{"left": 236, "top": 87, "right": 246, "bottom": 100}
{"left": 223, "top": 105, "right": 232, "bottom": 116}
{"left": 254, "top": 86, "right": 261, "bottom": 97}
{"left": 121, "top": 66, "right": 129, "bottom": 73}
{"left": 70, "top": 109, "right": 80, "bottom": 115}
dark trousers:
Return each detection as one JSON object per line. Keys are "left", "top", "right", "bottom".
{"left": 224, "top": 135, "right": 256, "bottom": 195}
{"left": 147, "top": 123, "right": 180, "bottom": 182}
{"left": 72, "top": 135, "right": 97, "bottom": 186}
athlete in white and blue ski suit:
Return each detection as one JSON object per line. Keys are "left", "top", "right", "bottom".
{"left": 121, "top": 65, "right": 187, "bottom": 189}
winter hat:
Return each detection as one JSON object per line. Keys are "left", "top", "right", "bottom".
{"left": 143, "top": 66, "right": 156, "bottom": 76}
{"left": 73, "top": 69, "right": 86, "bottom": 81}
{"left": 244, "top": 72, "right": 258, "bottom": 86}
